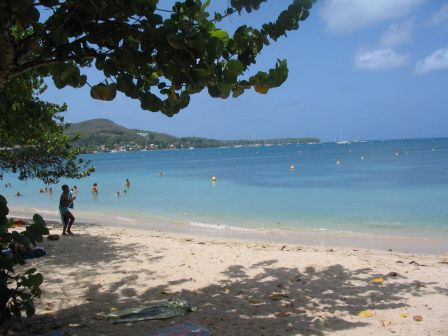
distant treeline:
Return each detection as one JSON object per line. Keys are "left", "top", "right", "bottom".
{"left": 66, "top": 119, "right": 320, "bottom": 152}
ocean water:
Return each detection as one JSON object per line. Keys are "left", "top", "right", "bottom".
{"left": 2, "top": 138, "right": 448, "bottom": 239}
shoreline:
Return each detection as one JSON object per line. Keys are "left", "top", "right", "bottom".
{"left": 9, "top": 206, "right": 448, "bottom": 255}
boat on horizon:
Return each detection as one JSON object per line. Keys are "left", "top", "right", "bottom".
{"left": 336, "top": 129, "right": 351, "bottom": 145}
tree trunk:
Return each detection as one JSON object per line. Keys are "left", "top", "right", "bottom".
{"left": 0, "top": 28, "right": 14, "bottom": 92}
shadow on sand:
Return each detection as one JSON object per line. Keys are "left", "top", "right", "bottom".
{"left": 5, "top": 229, "right": 443, "bottom": 336}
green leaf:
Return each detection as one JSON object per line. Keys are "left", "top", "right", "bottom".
{"left": 32, "top": 214, "right": 46, "bottom": 227}
{"left": 210, "top": 29, "right": 229, "bottom": 45}
{"left": 207, "top": 38, "right": 224, "bottom": 61}
{"left": 167, "top": 34, "right": 184, "bottom": 49}
{"left": 90, "top": 84, "right": 117, "bottom": 101}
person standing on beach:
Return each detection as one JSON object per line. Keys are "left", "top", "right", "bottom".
{"left": 59, "top": 185, "right": 76, "bottom": 235}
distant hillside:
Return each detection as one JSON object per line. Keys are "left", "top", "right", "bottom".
{"left": 65, "top": 119, "right": 320, "bottom": 152}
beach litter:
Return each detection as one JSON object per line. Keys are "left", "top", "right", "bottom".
{"left": 381, "top": 320, "right": 392, "bottom": 327}
{"left": 144, "top": 322, "right": 211, "bottom": 336}
{"left": 358, "top": 310, "right": 374, "bottom": 318}
{"left": 413, "top": 315, "right": 423, "bottom": 322}
{"left": 107, "top": 298, "right": 198, "bottom": 324}
{"left": 371, "top": 277, "right": 385, "bottom": 284}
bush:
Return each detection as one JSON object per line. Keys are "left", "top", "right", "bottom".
{"left": 0, "top": 195, "right": 48, "bottom": 323}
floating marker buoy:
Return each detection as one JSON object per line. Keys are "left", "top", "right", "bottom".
{"left": 211, "top": 176, "right": 217, "bottom": 182}
{"left": 361, "top": 156, "right": 364, "bottom": 160}
{"left": 290, "top": 164, "right": 295, "bottom": 171}
{"left": 395, "top": 152, "right": 399, "bottom": 156}
{"left": 336, "top": 160, "right": 341, "bottom": 165}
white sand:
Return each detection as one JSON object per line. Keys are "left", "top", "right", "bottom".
{"left": 8, "top": 222, "right": 448, "bottom": 336}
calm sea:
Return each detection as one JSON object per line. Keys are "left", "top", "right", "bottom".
{"left": 3, "top": 138, "right": 448, "bottom": 239}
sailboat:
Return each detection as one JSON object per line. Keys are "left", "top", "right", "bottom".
{"left": 336, "top": 129, "right": 351, "bottom": 145}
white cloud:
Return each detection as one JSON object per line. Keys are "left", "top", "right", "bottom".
{"left": 415, "top": 47, "right": 448, "bottom": 74}
{"left": 429, "top": 3, "right": 448, "bottom": 25}
{"left": 320, "top": 0, "right": 424, "bottom": 33}
{"left": 355, "top": 48, "right": 409, "bottom": 71}
{"left": 379, "top": 20, "right": 413, "bottom": 47}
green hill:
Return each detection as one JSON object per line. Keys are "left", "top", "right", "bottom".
{"left": 66, "top": 119, "right": 220, "bottom": 151}
{"left": 65, "top": 119, "right": 320, "bottom": 152}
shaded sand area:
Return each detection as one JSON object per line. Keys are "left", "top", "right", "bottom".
{"left": 8, "top": 222, "right": 448, "bottom": 336}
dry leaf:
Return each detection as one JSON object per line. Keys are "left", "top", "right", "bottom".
{"left": 381, "top": 320, "right": 392, "bottom": 327}
{"left": 275, "top": 311, "right": 293, "bottom": 317}
{"left": 223, "top": 288, "right": 230, "bottom": 294}
{"left": 400, "top": 313, "right": 408, "bottom": 318}
{"left": 93, "top": 314, "right": 105, "bottom": 320}
{"left": 413, "top": 315, "right": 423, "bottom": 322}
{"left": 358, "top": 310, "right": 374, "bottom": 317}
{"left": 371, "top": 277, "right": 385, "bottom": 284}
{"left": 268, "top": 293, "right": 289, "bottom": 300}
{"left": 248, "top": 298, "right": 263, "bottom": 305}
{"left": 109, "top": 307, "right": 118, "bottom": 312}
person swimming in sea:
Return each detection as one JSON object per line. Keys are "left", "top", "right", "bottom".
{"left": 124, "top": 178, "right": 131, "bottom": 188}
{"left": 92, "top": 182, "right": 98, "bottom": 193}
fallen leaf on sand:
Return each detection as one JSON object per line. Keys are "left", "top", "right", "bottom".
{"left": 400, "top": 313, "right": 408, "bottom": 318}
{"left": 109, "top": 307, "right": 118, "bottom": 312}
{"left": 275, "top": 311, "right": 293, "bottom": 317}
{"left": 68, "top": 323, "right": 83, "bottom": 328}
{"left": 223, "top": 288, "right": 230, "bottom": 294}
{"left": 248, "top": 298, "right": 263, "bottom": 305}
{"left": 93, "top": 314, "right": 105, "bottom": 320}
{"left": 413, "top": 315, "right": 423, "bottom": 322}
{"left": 371, "top": 277, "right": 385, "bottom": 284}
{"left": 358, "top": 310, "right": 374, "bottom": 317}
{"left": 381, "top": 320, "right": 392, "bottom": 327}
{"left": 268, "top": 293, "right": 290, "bottom": 300}
{"left": 161, "top": 290, "right": 174, "bottom": 294}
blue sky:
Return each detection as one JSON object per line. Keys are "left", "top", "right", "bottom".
{"left": 41, "top": 0, "right": 448, "bottom": 141}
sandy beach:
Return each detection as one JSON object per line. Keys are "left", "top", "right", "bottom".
{"left": 5, "top": 220, "right": 448, "bottom": 336}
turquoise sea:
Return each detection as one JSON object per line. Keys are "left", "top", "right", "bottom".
{"left": 3, "top": 138, "right": 448, "bottom": 240}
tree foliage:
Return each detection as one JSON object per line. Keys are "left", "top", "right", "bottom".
{"left": 0, "top": 0, "right": 315, "bottom": 116}
{"left": 0, "top": 71, "right": 95, "bottom": 183}
{"left": 0, "top": 195, "right": 48, "bottom": 323}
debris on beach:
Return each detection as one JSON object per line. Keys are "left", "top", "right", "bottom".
{"left": 275, "top": 311, "right": 293, "bottom": 317}
{"left": 107, "top": 298, "right": 198, "bottom": 324}
{"left": 381, "top": 320, "right": 392, "bottom": 327}
{"left": 371, "top": 277, "right": 385, "bottom": 284}
{"left": 268, "top": 292, "right": 290, "bottom": 301}
{"left": 248, "top": 298, "right": 263, "bottom": 305}
{"left": 400, "top": 313, "right": 408, "bottom": 318}
{"left": 358, "top": 310, "right": 374, "bottom": 318}
{"left": 413, "top": 315, "right": 423, "bottom": 322}
{"left": 145, "top": 322, "right": 211, "bottom": 336}
{"left": 387, "top": 272, "right": 398, "bottom": 277}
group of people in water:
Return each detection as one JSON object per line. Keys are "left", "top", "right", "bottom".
{"left": 4, "top": 182, "right": 22, "bottom": 197}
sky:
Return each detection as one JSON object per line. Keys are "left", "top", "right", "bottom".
{"left": 41, "top": 0, "right": 448, "bottom": 142}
